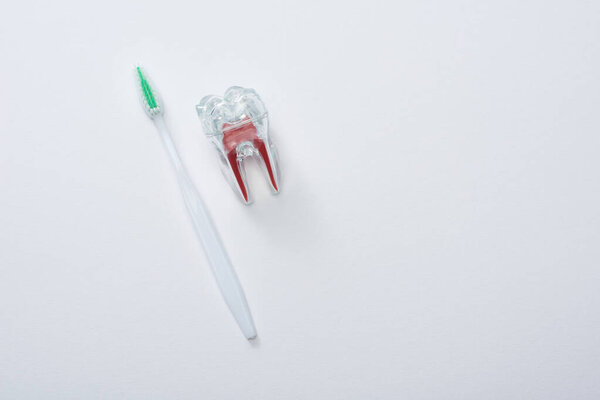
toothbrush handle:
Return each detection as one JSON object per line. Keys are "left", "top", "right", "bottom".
{"left": 155, "top": 117, "right": 256, "bottom": 339}
{"left": 176, "top": 171, "right": 257, "bottom": 339}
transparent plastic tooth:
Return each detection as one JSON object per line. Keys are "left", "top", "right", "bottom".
{"left": 196, "top": 87, "right": 280, "bottom": 204}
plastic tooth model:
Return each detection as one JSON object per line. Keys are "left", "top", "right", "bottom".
{"left": 196, "top": 87, "right": 280, "bottom": 204}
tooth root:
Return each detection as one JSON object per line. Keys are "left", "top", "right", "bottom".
{"left": 227, "top": 150, "right": 249, "bottom": 203}
{"left": 220, "top": 118, "right": 279, "bottom": 202}
{"left": 254, "top": 139, "right": 279, "bottom": 192}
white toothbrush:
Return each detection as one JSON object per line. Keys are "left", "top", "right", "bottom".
{"left": 135, "top": 66, "right": 257, "bottom": 340}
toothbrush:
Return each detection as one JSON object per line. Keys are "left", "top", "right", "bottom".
{"left": 135, "top": 66, "right": 257, "bottom": 340}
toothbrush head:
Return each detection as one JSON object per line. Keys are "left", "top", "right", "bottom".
{"left": 136, "top": 66, "right": 162, "bottom": 118}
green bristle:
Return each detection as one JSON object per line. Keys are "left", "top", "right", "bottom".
{"left": 137, "top": 66, "right": 160, "bottom": 113}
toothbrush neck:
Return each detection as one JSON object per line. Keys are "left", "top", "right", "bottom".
{"left": 154, "top": 116, "right": 184, "bottom": 172}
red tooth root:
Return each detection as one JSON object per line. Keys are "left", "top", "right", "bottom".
{"left": 222, "top": 118, "right": 278, "bottom": 200}
{"left": 227, "top": 150, "right": 249, "bottom": 203}
{"left": 254, "top": 139, "right": 278, "bottom": 192}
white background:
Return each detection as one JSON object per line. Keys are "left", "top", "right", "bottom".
{"left": 1, "top": 0, "right": 599, "bottom": 398}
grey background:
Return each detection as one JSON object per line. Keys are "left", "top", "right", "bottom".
{"left": 1, "top": 0, "right": 599, "bottom": 398}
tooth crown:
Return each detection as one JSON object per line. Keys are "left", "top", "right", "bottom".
{"left": 197, "top": 87, "right": 280, "bottom": 204}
